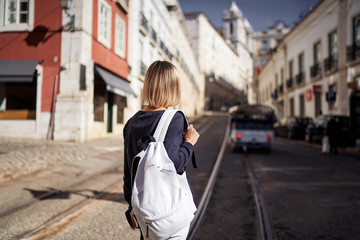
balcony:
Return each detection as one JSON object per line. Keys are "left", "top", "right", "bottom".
{"left": 151, "top": 28, "right": 158, "bottom": 43}
{"left": 324, "top": 55, "right": 338, "bottom": 72}
{"left": 140, "top": 61, "right": 147, "bottom": 76}
{"left": 140, "top": 12, "right": 148, "bottom": 31}
{"left": 310, "top": 63, "right": 322, "bottom": 79}
{"left": 296, "top": 72, "right": 304, "bottom": 85}
{"left": 347, "top": 44, "right": 360, "bottom": 62}
{"left": 279, "top": 84, "right": 283, "bottom": 94}
{"left": 286, "top": 77, "right": 293, "bottom": 89}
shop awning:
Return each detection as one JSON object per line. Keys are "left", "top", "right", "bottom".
{"left": 95, "top": 65, "right": 136, "bottom": 97}
{"left": 0, "top": 60, "right": 38, "bottom": 82}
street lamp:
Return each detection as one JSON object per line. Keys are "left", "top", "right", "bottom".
{"left": 60, "top": 0, "right": 73, "bottom": 10}
{"left": 60, "top": 0, "right": 75, "bottom": 32}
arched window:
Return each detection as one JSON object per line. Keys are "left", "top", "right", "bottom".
{"left": 230, "top": 22, "right": 233, "bottom": 35}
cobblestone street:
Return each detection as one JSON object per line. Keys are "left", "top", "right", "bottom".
{"left": 0, "top": 137, "right": 123, "bottom": 183}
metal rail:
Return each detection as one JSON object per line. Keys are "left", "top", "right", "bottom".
{"left": 0, "top": 165, "right": 120, "bottom": 218}
{"left": 245, "top": 157, "right": 274, "bottom": 240}
{"left": 187, "top": 117, "right": 230, "bottom": 239}
{"left": 18, "top": 180, "right": 121, "bottom": 239}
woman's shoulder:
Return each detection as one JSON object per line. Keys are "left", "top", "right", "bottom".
{"left": 170, "top": 111, "right": 188, "bottom": 130}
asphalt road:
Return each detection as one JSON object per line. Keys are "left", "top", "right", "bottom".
{"left": 2, "top": 113, "right": 359, "bottom": 239}
{"left": 194, "top": 129, "right": 360, "bottom": 240}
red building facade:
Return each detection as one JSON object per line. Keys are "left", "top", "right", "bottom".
{"left": 0, "top": 0, "right": 132, "bottom": 141}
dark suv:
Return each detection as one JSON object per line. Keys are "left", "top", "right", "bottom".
{"left": 305, "top": 115, "right": 352, "bottom": 145}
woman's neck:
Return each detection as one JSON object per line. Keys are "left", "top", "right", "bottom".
{"left": 142, "top": 106, "right": 168, "bottom": 112}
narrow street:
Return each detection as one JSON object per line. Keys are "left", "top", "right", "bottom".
{"left": 194, "top": 131, "right": 360, "bottom": 239}
{"left": 1, "top": 113, "right": 359, "bottom": 239}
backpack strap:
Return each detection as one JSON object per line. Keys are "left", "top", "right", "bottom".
{"left": 153, "top": 109, "right": 178, "bottom": 142}
{"left": 153, "top": 109, "right": 198, "bottom": 169}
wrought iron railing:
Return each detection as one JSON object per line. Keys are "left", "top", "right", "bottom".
{"left": 346, "top": 44, "right": 360, "bottom": 62}
{"left": 324, "top": 55, "right": 338, "bottom": 72}
{"left": 296, "top": 72, "right": 304, "bottom": 85}
{"left": 286, "top": 77, "right": 293, "bottom": 89}
{"left": 310, "top": 63, "right": 321, "bottom": 78}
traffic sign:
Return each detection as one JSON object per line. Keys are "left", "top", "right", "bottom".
{"left": 326, "top": 91, "right": 336, "bottom": 102}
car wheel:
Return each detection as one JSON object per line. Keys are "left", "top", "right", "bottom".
{"left": 305, "top": 133, "right": 311, "bottom": 142}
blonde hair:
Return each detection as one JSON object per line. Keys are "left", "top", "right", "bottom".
{"left": 141, "top": 61, "right": 181, "bottom": 108}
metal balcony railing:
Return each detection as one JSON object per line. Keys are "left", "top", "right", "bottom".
{"left": 324, "top": 55, "right": 338, "bottom": 72}
{"left": 296, "top": 72, "right": 304, "bottom": 85}
{"left": 347, "top": 44, "right": 360, "bottom": 62}
{"left": 310, "top": 63, "right": 321, "bottom": 78}
{"left": 286, "top": 77, "right": 293, "bottom": 89}
{"left": 279, "top": 84, "right": 283, "bottom": 94}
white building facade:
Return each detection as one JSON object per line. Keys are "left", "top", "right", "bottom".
{"left": 127, "top": 0, "right": 202, "bottom": 119}
{"left": 258, "top": 0, "right": 360, "bottom": 141}
{"left": 185, "top": 4, "right": 253, "bottom": 110}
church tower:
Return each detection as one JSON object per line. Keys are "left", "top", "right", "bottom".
{"left": 223, "top": 1, "right": 252, "bottom": 53}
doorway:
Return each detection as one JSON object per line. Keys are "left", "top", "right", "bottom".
{"left": 107, "top": 92, "right": 114, "bottom": 133}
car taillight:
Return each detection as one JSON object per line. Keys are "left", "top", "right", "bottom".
{"left": 236, "top": 133, "right": 242, "bottom": 139}
{"left": 267, "top": 134, "right": 272, "bottom": 140}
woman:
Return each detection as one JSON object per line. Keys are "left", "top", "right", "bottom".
{"left": 123, "top": 60, "right": 200, "bottom": 239}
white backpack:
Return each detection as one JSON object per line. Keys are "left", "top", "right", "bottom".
{"left": 131, "top": 109, "right": 197, "bottom": 239}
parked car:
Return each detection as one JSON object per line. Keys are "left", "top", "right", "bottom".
{"left": 229, "top": 104, "right": 276, "bottom": 153}
{"left": 305, "top": 115, "right": 352, "bottom": 146}
{"left": 274, "top": 116, "right": 313, "bottom": 139}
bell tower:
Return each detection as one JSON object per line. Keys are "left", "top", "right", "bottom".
{"left": 223, "top": 1, "right": 246, "bottom": 52}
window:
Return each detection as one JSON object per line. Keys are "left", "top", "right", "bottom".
{"left": 230, "top": 22, "right": 233, "bottom": 34}
{"left": 261, "top": 39, "right": 268, "bottom": 54}
{"left": 289, "top": 60, "right": 293, "bottom": 78}
{"left": 115, "top": 15, "right": 126, "bottom": 58}
{"left": 94, "top": 73, "right": 106, "bottom": 122}
{"left": 354, "top": 15, "right": 360, "bottom": 49}
{"left": 0, "top": 0, "right": 34, "bottom": 31}
{"left": 98, "top": 0, "right": 112, "bottom": 48}
{"left": 355, "top": 75, "right": 360, "bottom": 90}
{"left": 313, "top": 42, "right": 321, "bottom": 64}
{"left": 261, "top": 58, "right": 267, "bottom": 66}
{"left": 299, "top": 94, "right": 305, "bottom": 117}
{"left": 281, "top": 68, "right": 284, "bottom": 84}
{"left": 298, "top": 53, "right": 304, "bottom": 73}
{"left": 328, "top": 31, "right": 338, "bottom": 58}
{"left": 290, "top": 98, "right": 294, "bottom": 116}
{"left": 0, "top": 79, "right": 37, "bottom": 120}
{"left": 114, "top": 95, "right": 126, "bottom": 124}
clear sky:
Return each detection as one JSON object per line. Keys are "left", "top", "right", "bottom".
{"left": 178, "top": 0, "right": 322, "bottom": 31}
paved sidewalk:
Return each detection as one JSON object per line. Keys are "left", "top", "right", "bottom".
{"left": 0, "top": 136, "right": 123, "bottom": 183}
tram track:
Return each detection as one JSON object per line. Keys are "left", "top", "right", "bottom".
{"left": 245, "top": 157, "right": 273, "bottom": 240}
{"left": 1, "top": 114, "right": 214, "bottom": 240}
{"left": 187, "top": 116, "right": 230, "bottom": 239}
{"left": 0, "top": 164, "right": 122, "bottom": 240}
{"left": 188, "top": 114, "right": 274, "bottom": 240}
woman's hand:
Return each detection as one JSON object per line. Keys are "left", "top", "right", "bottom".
{"left": 184, "top": 124, "right": 200, "bottom": 146}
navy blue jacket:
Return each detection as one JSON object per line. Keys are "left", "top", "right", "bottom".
{"left": 123, "top": 110, "right": 194, "bottom": 206}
